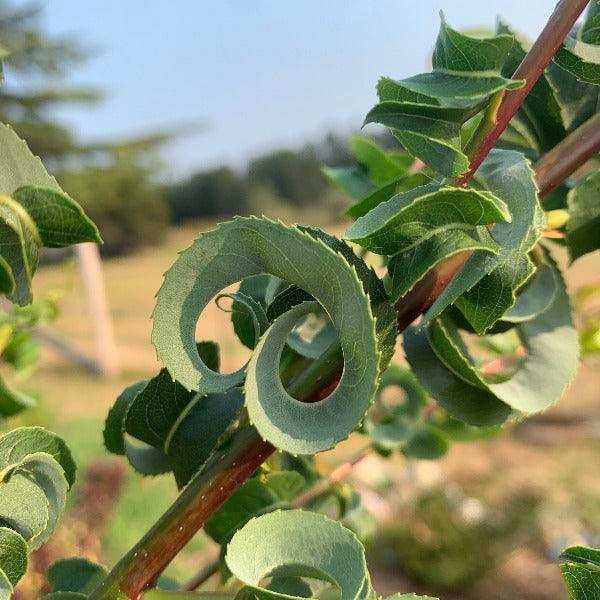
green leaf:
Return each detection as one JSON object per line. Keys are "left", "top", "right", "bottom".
{"left": 105, "top": 345, "right": 243, "bottom": 487}
{"left": 423, "top": 150, "right": 545, "bottom": 333}
{"left": 346, "top": 173, "right": 431, "bottom": 221}
{"left": 0, "top": 527, "right": 27, "bottom": 587}
{"left": 371, "top": 16, "right": 522, "bottom": 177}
{"left": 322, "top": 165, "right": 375, "bottom": 201}
{"left": 48, "top": 558, "right": 107, "bottom": 594}
{"left": 500, "top": 255, "right": 557, "bottom": 324}
{"left": 220, "top": 291, "right": 269, "bottom": 351}
{"left": 0, "top": 452, "right": 68, "bottom": 550}
{"left": 0, "top": 123, "right": 65, "bottom": 198}
{"left": 337, "top": 490, "right": 378, "bottom": 545}
{"left": 364, "top": 102, "right": 474, "bottom": 179}
{"left": 350, "top": 136, "right": 408, "bottom": 185}
{"left": 299, "top": 226, "right": 396, "bottom": 375}
{"left": 405, "top": 252, "right": 578, "bottom": 424}
{"left": 0, "top": 201, "right": 39, "bottom": 305}
{"left": 0, "top": 427, "right": 76, "bottom": 488}
{"left": 153, "top": 217, "right": 380, "bottom": 454}
{"left": 225, "top": 510, "right": 375, "bottom": 600}
{"left": 403, "top": 425, "right": 448, "bottom": 460}
{"left": 204, "top": 471, "right": 305, "bottom": 544}
{"left": 554, "top": 11, "right": 600, "bottom": 87}
{"left": 166, "top": 388, "right": 244, "bottom": 487}
{"left": 12, "top": 186, "right": 102, "bottom": 247}
{"left": 0, "top": 571, "right": 13, "bottom": 600}
{"left": 546, "top": 61, "right": 600, "bottom": 132}
{"left": 560, "top": 545, "right": 600, "bottom": 600}
{"left": 387, "top": 228, "right": 500, "bottom": 302}
{"left": 433, "top": 14, "right": 515, "bottom": 73}
{"left": 103, "top": 380, "right": 147, "bottom": 456}
{"left": 0, "top": 256, "right": 15, "bottom": 295}
{"left": 566, "top": 171, "right": 600, "bottom": 263}
{"left": 0, "top": 374, "right": 36, "bottom": 417}
{"left": 345, "top": 184, "right": 510, "bottom": 256}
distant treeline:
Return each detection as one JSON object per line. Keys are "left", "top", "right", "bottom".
{"left": 63, "top": 130, "right": 396, "bottom": 257}
{"left": 163, "top": 130, "right": 396, "bottom": 223}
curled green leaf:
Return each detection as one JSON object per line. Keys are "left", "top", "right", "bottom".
{"left": 246, "top": 301, "right": 376, "bottom": 453}
{"left": 405, "top": 253, "right": 578, "bottom": 424}
{"left": 225, "top": 510, "right": 375, "bottom": 600}
{"left": 0, "top": 451, "right": 68, "bottom": 550}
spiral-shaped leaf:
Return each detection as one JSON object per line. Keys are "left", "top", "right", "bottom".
{"left": 153, "top": 217, "right": 382, "bottom": 454}
{"left": 225, "top": 510, "right": 375, "bottom": 600}
{"left": 405, "top": 253, "right": 578, "bottom": 425}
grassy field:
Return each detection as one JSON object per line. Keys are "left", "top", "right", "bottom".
{"left": 12, "top": 221, "right": 600, "bottom": 598}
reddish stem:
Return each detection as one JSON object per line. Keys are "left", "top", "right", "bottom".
{"left": 535, "top": 113, "right": 600, "bottom": 198}
{"left": 455, "top": 0, "right": 591, "bottom": 188}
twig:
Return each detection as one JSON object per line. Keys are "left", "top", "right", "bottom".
{"left": 535, "top": 113, "right": 600, "bottom": 198}
{"left": 454, "top": 0, "right": 592, "bottom": 187}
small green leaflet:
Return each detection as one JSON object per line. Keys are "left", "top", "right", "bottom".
{"left": 323, "top": 135, "right": 413, "bottom": 204}
{"left": 344, "top": 183, "right": 509, "bottom": 256}
{"left": 560, "top": 545, "right": 600, "bottom": 600}
{"left": 0, "top": 123, "right": 101, "bottom": 305}
{"left": 47, "top": 558, "right": 108, "bottom": 595}
{"left": 553, "top": 2, "right": 600, "bottom": 86}
{"left": 0, "top": 374, "right": 36, "bottom": 417}
{"left": 104, "top": 343, "right": 244, "bottom": 487}
{"left": 346, "top": 172, "right": 431, "bottom": 221}
{"left": 0, "top": 451, "right": 68, "bottom": 550}
{"left": 350, "top": 136, "right": 409, "bottom": 185}
{"left": 364, "top": 364, "right": 426, "bottom": 450}
{"left": 404, "top": 253, "right": 578, "bottom": 425}
{"left": 153, "top": 217, "right": 381, "bottom": 454}
{"left": 225, "top": 510, "right": 375, "bottom": 600}
{"left": 363, "top": 100, "right": 477, "bottom": 178}
{"left": 423, "top": 150, "right": 545, "bottom": 334}
{"left": 387, "top": 228, "right": 500, "bottom": 302}
{"left": 369, "top": 15, "right": 522, "bottom": 177}
{"left": 0, "top": 527, "right": 27, "bottom": 593}
{"left": 323, "top": 164, "right": 375, "bottom": 201}
{"left": 0, "top": 201, "right": 39, "bottom": 305}
{"left": 566, "top": 171, "right": 600, "bottom": 263}
{"left": 11, "top": 186, "right": 101, "bottom": 248}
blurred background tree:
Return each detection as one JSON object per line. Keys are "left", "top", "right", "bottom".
{"left": 0, "top": 0, "right": 170, "bottom": 256}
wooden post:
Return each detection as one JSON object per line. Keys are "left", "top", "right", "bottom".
{"left": 75, "top": 242, "right": 120, "bottom": 377}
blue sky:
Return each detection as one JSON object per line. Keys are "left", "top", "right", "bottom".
{"left": 38, "top": 0, "right": 557, "bottom": 180}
